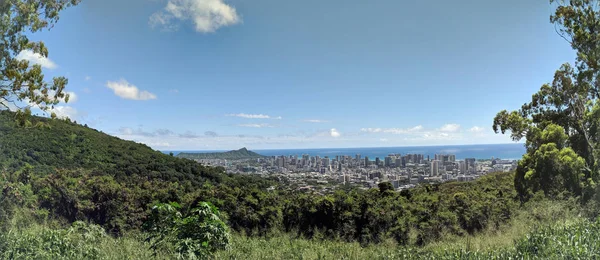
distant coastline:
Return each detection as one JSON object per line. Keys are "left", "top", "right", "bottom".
{"left": 163, "top": 143, "right": 525, "bottom": 160}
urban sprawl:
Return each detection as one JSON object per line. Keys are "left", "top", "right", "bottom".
{"left": 196, "top": 154, "right": 518, "bottom": 194}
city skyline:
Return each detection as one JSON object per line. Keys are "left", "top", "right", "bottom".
{"left": 18, "top": 0, "right": 574, "bottom": 150}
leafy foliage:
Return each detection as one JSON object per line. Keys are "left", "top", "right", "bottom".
{"left": 0, "top": 0, "right": 80, "bottom": 124}
{"left": 0, "top": 221, "right": 106, "bottom": 259}
{"left": 493, "top": 0, "right": 600, "bottom": 201}
{"left": 144, "top": 202, "right": 231, "bottom": 259}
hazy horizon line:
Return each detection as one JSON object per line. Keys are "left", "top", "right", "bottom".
{"left": 160, "top": 142, "right": 525, "bottom": 152}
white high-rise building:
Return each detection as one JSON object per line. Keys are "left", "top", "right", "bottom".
{"left": 430, "top": 160, "right": 440, "bottom": 176}
{"left": 459, "top": 161, "right": 466, "bottom": 174}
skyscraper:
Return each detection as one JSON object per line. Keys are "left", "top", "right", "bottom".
{"left": 430, "top": 160, "right": 440, "bottom": 176}
{"left": 384, "top": 156, "right": 393, "bottom": 167}
{"left": 459, "top": 161, "right": 466, "bottom": 174}
{"left": 449, "top": 155, "right": 456, "bottom": 162}
{"left": 465, "top": 158, "right": 476, "bottom": 173}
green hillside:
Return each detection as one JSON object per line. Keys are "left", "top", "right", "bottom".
{"left": 177, "top": 147, "right": 266, "bottom": 160}
{"left": 0, "top": 111, "right": 275, "bottom": 233}
{"left": 0, "top": 111, "right": 226, "bottom": 184}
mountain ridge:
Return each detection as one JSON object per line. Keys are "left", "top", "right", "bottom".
{"left": 177, "top": 147, "right": 266, "bottom": 160}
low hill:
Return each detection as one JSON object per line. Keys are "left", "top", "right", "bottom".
{"left": 177, "top": 147, "right": 266, "bottom": 160}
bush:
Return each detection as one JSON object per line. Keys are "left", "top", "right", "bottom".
{"left": 144, "top": 202, "right": 231, "bottom": 259}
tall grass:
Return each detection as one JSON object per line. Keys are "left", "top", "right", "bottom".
{"left": 216, "top": 219, "right": 600, "bottom": 260}
{"left": 0, "top": 198, "right": 596, "bottom": 259}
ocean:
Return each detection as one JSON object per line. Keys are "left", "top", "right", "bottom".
{"left": 163, "top": 143, "right": 526, "bottom": 160}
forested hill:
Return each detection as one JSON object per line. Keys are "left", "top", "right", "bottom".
{"left": 177, "top": 147, "right": 266, "bottom": 160}
{"left": 0, "top": 111, "right": 234, "bottom": 185}
{"left": 0, "top": 111, "right": 276, "bottom": 233}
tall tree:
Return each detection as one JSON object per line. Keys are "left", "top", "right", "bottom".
{"left": 493, "top": 0, "right": 600, "bottom": 201}
{"left": 0, "top": 0, "right": 79, "bottom": 125}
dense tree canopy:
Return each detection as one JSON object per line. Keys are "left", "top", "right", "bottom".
{"left": 0, "top": 0, "right": 79, "bottom": 124}
{"left": 494, "top": 0, "right": 600, "bottom": 201}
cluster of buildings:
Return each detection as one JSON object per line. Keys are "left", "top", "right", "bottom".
{"left": 196, "top": 153, "right": 518, "bottom": 193}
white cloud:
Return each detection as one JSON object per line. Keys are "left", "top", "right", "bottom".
{"left": 361, "top": 125, "right": 423, "bottom": 134}
{"left": 83, "top": 88, "right": 91, "bottom": 94}
{"left": 469, "top": 126, "right": 485, "bottom": 133}
{"left": 440, "top": 124, "right": 461, "bottom": 132}
{"left": 49, "top": 106, "right": 79, "bottom": 119}
{"left": 150, "top": 0, "right": 241, "bottom": 33}
{"left": 304, "top": 119, "right": 329, "bottom": 123}
{"left": 106, "top": 79, "right": 157, "bottom": 101}
{"left": 227, "top": 113, "right": 281, "bottom": 119}
{"left": 238, "top": 123, "right": 275, "bottom": 128}
{"left": 16, "top": 50, "right": 57, "bottom": 69}
{"left": 380, "top": 138, "right": 389, "bottom": 142}
{"left": 361, "top": 124, "right": 466, "bottom": 143}
{"left": 145, "top": 141, "right": 172, "bottom": 148}
{"left": 169, "top": 89, "right": 179, "bottom": 93}
{"left": 330, "top": 128, "right": 341, "bottom": 138}
{"left": 85, "top": 76, "right": 91, "bottom": 81}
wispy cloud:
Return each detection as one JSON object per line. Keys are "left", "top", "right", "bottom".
{"left": 360, "top": 125, "right": 423, "bottom": 134}
{"left": 204, "top": 131, "right": 218, "bottom": 137}
{"left": 439, "top": 124, "right": 461, "bottom": 132}
{"left": 16, "top": 50, "right": 57, "bottom": 69}
{"left": 106, "top": 79, "right": 157, "bottom": 101}
{"left": 238, "top": 123, "right": 275, "bottom": 128}
{"left": 303, "top": 119, "right": 329, "bottom": 123}
{"left": 226, "top": 113, "right": 282, "bottom": 119}
{"left": 149, "top": 0, "right": 241, "bottom": 33}
{"left": 469, "top": 126, "right": 485, "bottom": 133}
{"left": 119, "top": 127, "right": 174, "bottom": 137}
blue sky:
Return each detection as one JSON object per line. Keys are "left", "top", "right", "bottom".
{"left": 18, "top": 0, "right": 575, "bottom": 150}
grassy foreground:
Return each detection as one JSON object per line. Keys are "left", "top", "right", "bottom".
{"left": 1, "top": 199, "right": 596, "bottom": 259}
{"left": 2, "top": 217, "right": 598, "bottom": 260}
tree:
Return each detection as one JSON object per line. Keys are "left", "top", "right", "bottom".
{"left": 0, "top": 0, "right": 80, "bottom": 126}
{"left": 493, "top": 0, "right": 600, "bottom": 201}
{"left": 378, "top": 182, "right": 394, "bottom": 195}
{"left": 144, "top": 202, "right": 231, "bottom": 259}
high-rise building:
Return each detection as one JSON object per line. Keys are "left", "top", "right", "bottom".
{"left": 465, "top": 158, "right": 476, "bottom": 173}
{"left": 395, "top": 158, "right": 402, "bottom": 168}
{"left": 375, "top": 157, "right": 381, "bottom": 167}
{"left": 430, "top": 160, "right": 440, "bottom": 176}
{"left": 459, "top": 161, "right": 466, "bottom": 174}
{"left": 449, "top": 155, "right": 456, "bottom": 162}
{"left": 365, "top": 156, "right": 370, "bottom": 166}
{"left": 323, "top": 157, "right": 330, "bottom": 167}
{"left": 384, "top": 156, "right": 393, "bottom": 167}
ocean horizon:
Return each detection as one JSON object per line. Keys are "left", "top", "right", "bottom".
{"left": 163, "top": 143, "right": 526, "bottom": 160}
